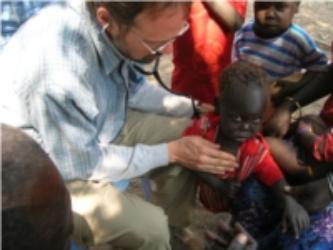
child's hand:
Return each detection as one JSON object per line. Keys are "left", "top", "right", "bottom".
{"left": 205, "top": 221, "right": 257, "bottom": 250}
{"left": 282, "top": 195, "right": 310, "bottom": 239}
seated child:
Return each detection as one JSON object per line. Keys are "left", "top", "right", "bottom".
{"left": 232, "top": 1, "right": 328, "bottom": 104}
{"left": 2, "top": 124, "right": 74, "bottom": 250}
{"left": 183, "top": 62, "right": 309, "bottom": 239}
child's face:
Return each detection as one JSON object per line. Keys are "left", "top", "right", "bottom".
{"left": 254, "top": 1, "right": 297, "bottom": 38}
{"left": 219, "top": 83, "right": 266, "bottom": 142}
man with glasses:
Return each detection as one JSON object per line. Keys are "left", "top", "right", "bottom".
{"left": 0, "top": 1, "right": 239, "bottom": 249}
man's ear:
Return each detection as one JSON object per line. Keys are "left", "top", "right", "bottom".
{"left": 95, "top": 6, "right": 119, "bottom": 33}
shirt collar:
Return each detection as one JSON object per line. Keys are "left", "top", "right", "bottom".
{"left": 69, "top": 0, "right": 129, "bottom": 75}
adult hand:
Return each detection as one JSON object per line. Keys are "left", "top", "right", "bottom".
{"left": 168, "top": 136, "right": 239, "bottom": 175}
{"left": 281, "top": 195, "right": 310, "bottom": 239}
{"left": 285, "top": 178, "right": 333, "bottom": 213}
{"left": 205, "top": 221, "right": 258, "bottom": 250}
{"left": 263, "top": 105, "right": 292, "bottom": 138}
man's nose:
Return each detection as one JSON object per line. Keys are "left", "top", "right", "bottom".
{"left": 266, "top": 6, "right": 277, "bottom": 19}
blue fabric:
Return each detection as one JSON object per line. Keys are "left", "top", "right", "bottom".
{"left": 1, "top": 1, "right": 60, "bottom": 40}
{"left": 234, "top": 178, "right": 333, "bottom": 250}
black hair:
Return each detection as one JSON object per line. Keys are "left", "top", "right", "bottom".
{"left": 219, "top": 61, "right": 271, "bottom": 98}
{"left": 86, "top": 1, "right": 190, "bottom": 26}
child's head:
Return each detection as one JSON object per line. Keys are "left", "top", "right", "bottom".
{"left": 254, "top": 1, "right": 300, "bottom": 38}
{"left": 2, "top": 125, "right": 73, "bottom": 250}
{"left": 218, "top": 62, "right": 269, "bottom": 142}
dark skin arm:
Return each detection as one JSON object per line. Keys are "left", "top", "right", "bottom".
{"left": 272, "top": 179, "right": 310, "bottom": 239}
{"left": 286, "top": 177, "right": 333, "bottom": 213}
{"left": 196, "top": 172, "right": 241, "bottom": 200}
{"left": 204, "top": 0, "right": 244, "bottom": 31}
{"left": 264, "top": 66, "right": 333, "bottom": 137}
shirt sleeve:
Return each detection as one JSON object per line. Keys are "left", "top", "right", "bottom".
{"left": 127, "top": 66, "right": 194, "bottom": 118}
{"left": 295, "top": 27, "right": 328, "bottom": 71}
{"left": 313, "top": 131, "right": 333, "bottom": 163}
{"left": 254, "top": 147, "right": 284, "bottom": 186}
{"left": 30, "top": 85, "right": 169, "bottom": 182}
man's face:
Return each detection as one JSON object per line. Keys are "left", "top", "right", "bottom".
{"left": 219, "top": 83, "right": 266, "bottom": 142}
{"left": 254, "top": 2, "right": 297, "bottom": 38}
{"left": 109, "top": 4, "right": 189, "bottom": 63}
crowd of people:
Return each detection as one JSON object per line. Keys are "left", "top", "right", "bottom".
{"left": 1, "top": 1, "right": 332, "bottom": 250}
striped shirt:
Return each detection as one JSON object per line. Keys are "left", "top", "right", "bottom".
{"left": 0, "top": 0, "right": 194, "bottom": 183}
{"left": 232, "top": 20, "right": 328, "bottom": 80}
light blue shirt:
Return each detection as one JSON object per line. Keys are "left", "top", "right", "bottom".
{"left": 0, "top": 0, "right": 194, "bottom": 184}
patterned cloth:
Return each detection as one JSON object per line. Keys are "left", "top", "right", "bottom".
{"left": 171, "top": 1, "right": 247, "bottom": 104}
{"left": 235, "top": 178, "right": 333, "bottom": 250}
{"left": 232, "top": 20, "right": 328, "bottom": 80}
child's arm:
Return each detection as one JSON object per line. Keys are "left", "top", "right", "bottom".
{"left": 272, "top": 179, "right": 310, "bottom": 239}
{"left": 254, "top": 144, "right": 309, "bottom": 238}
{"left": 286, "top": 176, "right": 333, "bottom": 213}
{"left": 264, "top": 65, "right": 333, "bottom": 137}
{"left": 196, "top": 171, "right": 240, "bottom": 200}
{"left": 204, "top": 0, "right": 245, "bottom": 31}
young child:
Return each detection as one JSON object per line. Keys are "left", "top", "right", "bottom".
{"left": 183, "top": 62, "right": 309, "bottom": 241}
{"left": 233, "top": 1, "right": 327, "bottom": 81}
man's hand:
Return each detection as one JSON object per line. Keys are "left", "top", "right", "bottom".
{"left": 263, "top": 105, "right": 292, "bottom": 138}
{"left": 168, "top": 136, "right": 239, "bottom": 175}
{"left": 285, "top": 178, "right": 333, "bottom": 213}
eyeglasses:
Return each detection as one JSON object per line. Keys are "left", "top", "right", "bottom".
{"left": 132, "top": 21, "right": 189, "bottom": 55}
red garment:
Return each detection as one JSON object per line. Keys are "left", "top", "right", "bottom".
{"left": 313, "top": 130, "right": 333, "bottom": 163}
{"left": 171, "top": 1, "right": 247, "bottom": 104}
{"left": 183, "top": 114, "right": 284, "bottom": 212}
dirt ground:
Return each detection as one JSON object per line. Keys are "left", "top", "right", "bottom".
{"left": 92, "top": 2, "right": 333, "bottom": 249}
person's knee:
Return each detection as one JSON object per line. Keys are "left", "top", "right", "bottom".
{"left": 139, "top": 208, "right": 170, "bottom": 248}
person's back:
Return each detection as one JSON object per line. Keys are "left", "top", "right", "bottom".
{"left": 2, "top": 124, "right": 73, "bottom": 250}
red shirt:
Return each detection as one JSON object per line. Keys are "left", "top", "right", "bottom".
{"left": 171, "top": 1, "right": 247, "bottom": 104}
{"left": 183, "top": 114, "right": 284, "bottom": 212}
{"left": 313, "top": 129, "right": 333, "bottom": 163}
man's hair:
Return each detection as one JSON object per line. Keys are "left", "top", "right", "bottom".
{"left": 2, "top": 124, "right": 72, "bottom": 250}
{"left": 219, "top": 61, "right": 271, "bottom": 97}
{"left": 86, "top": 1, "right": 189, "bottom": 26}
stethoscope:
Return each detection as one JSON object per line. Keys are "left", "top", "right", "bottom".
{"left": 102, "top": 23, "right": 200, "bottom": 118}
{"left": 133, "top": 56, "right": 201, "bottom": 118}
